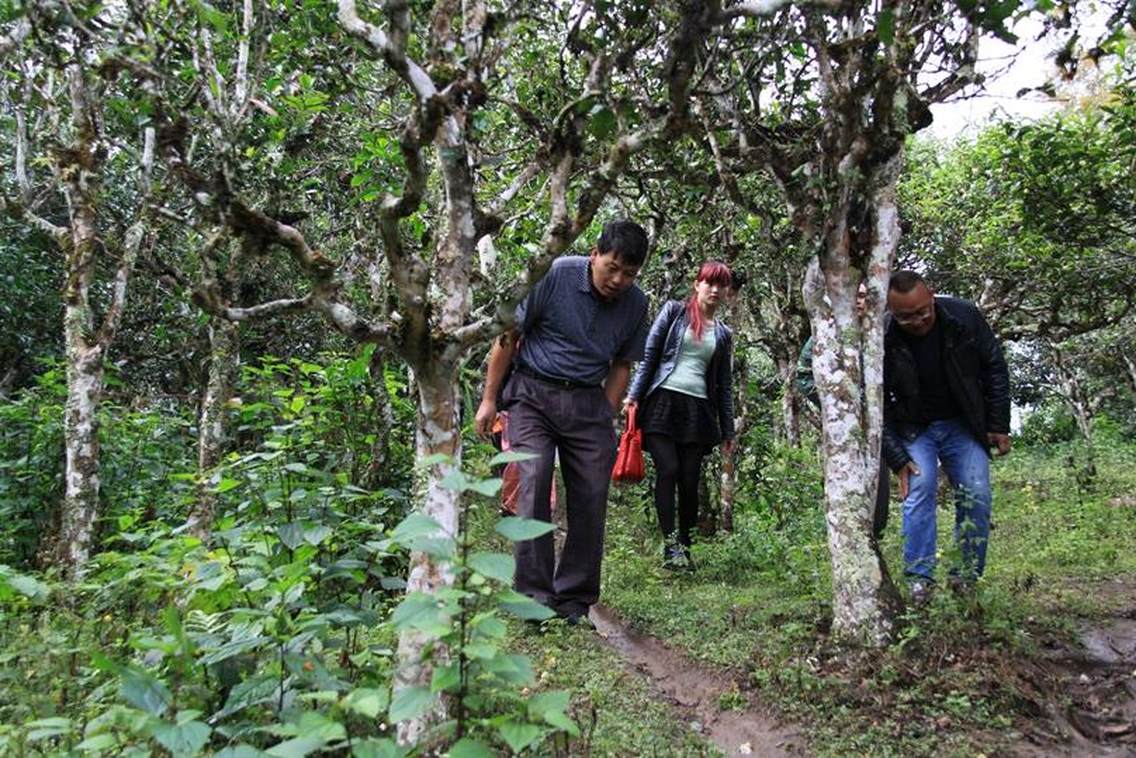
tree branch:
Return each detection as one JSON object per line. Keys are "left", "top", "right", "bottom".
{"left": 719, "top": 0, "right": 840, "bottom": 22}
{"left": 337, "top": 0, "right": 438, "bottom": 100}
{"left": 0, "top": 15, "right": 29, "bottom": 56}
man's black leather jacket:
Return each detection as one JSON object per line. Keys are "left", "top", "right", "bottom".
{"left": 882, "top": 296, "right": 1010, "bottom": 471}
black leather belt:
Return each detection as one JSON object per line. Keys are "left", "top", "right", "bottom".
{"left": 514, "top": 363, "right": 600, "bottom": 390}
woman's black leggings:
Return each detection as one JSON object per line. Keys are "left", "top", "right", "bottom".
{"left": 644, "top": 433, "right": 708, "bottom": 547}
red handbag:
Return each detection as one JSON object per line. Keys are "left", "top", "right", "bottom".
{"left": 612, "top": 405, "right": 645, "bottom": 483}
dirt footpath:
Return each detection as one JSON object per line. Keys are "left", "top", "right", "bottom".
{"left": 591, "top": 604, "right": 805, "bottom": 756}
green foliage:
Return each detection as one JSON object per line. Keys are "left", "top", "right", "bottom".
{"left": 0, "top": 346, "right": 582, "bottom": 754}
{"left": 900, "top": 100, "right": 1136, "bottom": 340}
{"left": 0, "top": 365, "right": 196, "bottom": 567}
{"left": 1017, "top": 401, "right": 1078, "bottom": 446}
{"left": 0, "top": 223, "right": 61, "bottom": 390}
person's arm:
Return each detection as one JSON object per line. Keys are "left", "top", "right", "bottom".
{"left": 974, "top": 306, "right": 1012, "bottom": 455}
{"left": 475, "top": 330, "right": 517, "bottom": 438}
{"left": 626, "top": 302, "right": 674, "bottom": 404}
{"left": 605, "top": 359, "right": 633, "bottom": 413}
{"left": 717, "top": 328, "right": 735, "bottom": 451}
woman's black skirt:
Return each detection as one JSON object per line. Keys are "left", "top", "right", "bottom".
{"left": 639, "top": 388, "right": 721, "bottom": 447}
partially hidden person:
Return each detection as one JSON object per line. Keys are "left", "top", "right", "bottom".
{"left": 626, "top": 260, "right": 736, "bottom": 570}
{"left": 883, "top": 270, "right": 1011, "bottom": 602}
{"left": 475, "top": 220, "right": 651, "bottom": 627}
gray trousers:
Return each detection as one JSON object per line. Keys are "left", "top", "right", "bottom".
{"left": 501, "top": 372, "right": 617, "bottom": 617}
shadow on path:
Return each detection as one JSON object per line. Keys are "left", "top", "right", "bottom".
{"left": 591, "top": 604, "right": 805, "bottom": 756}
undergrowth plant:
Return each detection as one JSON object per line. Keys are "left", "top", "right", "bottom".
{"left": 0, "top": 352, "right": 577, "bottom": 755}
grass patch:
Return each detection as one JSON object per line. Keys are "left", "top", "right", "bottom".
{"left": 596, "top": 438, "right": 1136, "bottom": 756}
{"left": 509, "top": 621, "right": 717, "bottom": 755}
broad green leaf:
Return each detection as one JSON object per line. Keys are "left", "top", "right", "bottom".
{"left": 448, "top": 737, "right": 495, "bottom": 758}
{"left": 303, "top": 524, "right": 332, "bottom": 546}
{"left": 215, "top": 477, "right": 241, "bottom": 494}
{"left": 544, "top": 709, "right": 579, "bottom": 736}
{"left": 391, "top": 592, "right": 453, "bottom": 635}
{"left": 391, "top": 513, "right": 443, "bottom": 543}
{"left": 75, "top": 733, "right": 119, "bottom": 751}
{"left": 341, "top": 687, "right": 389, "bottom": 719}
{"left": 266, "top": 736, "right": 327, "bottom": 757}
{"left": 407, "top": 536, "right": 455, "bottom": 559}
{"left": 388, "top": 686, "right": 434, "bottom": 723}
{"left": 466, "top": 552, "right": 514, "bottom": 583}
{"left": 149, "top": 719, "right": 212, "bottom": 757}
{"left": 487, "top": 450, "right": 536, "bottom": 466}
{"left": 214, "top": 746, "right": 268, "bottom": 758}
{"left": 480, "top": 653, "right": 535, "bottom": 684}
{"left": 351, "top": 738, "right": 407, "bottom": 758}
{"left": 5, "top": 571, "right": 49, "bottom": 600}
{"left": 440, "top": 470, "right": 468, "bottom": 491}
{"left": 527, "top": 690, "right": 570, "bottom": 720}
{"left": 430, "top": 663, "right": 460, "bottom": 693}
{"left": 199, "top": 636, "right": 271, "bottom": 666}
{"left": 496, "top": 590, "right": 555, "bottom": 621}
{"left": 277, "top": 522, "right": 305, "bottom": 550}
{"left": 496, "top": 721, "right": 545, "bottom": 753}
{"left": 471, "top": 614, "right": 507, "bottom": 639}
{"left": 494, "top": 517, "right": 554, "bottom": 542}
{"left": 25, "top": 717, "right": 72, "bottom": 741}
{"left": 465, "top": 478, "right": 502, "bottom": 497}
{"left": 120, "top": 668, "right": 171, "bottom": 717}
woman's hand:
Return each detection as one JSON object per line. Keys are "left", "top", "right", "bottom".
{"left": 623, "top": 399, "right": 638, "bottom": 416}
{"left": 722, "top": 438, "right": 737, "bottom": 456}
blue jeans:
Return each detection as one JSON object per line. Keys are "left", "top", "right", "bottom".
{"left": 900, "top": 418, "right": 992, "bottom": 581}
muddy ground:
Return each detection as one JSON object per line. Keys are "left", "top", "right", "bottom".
{"left": 590, "top": 580, "right": 1136, "bottom": 756}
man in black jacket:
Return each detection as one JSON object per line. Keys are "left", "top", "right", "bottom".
{"left": 883, "top": 271, "right": 1011, "bottom": 597}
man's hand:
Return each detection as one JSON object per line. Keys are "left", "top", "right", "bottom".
{"left": 478, "top": 330, "right": 516, "bottom": 439}
{"left": 604, "top": 359, "right": 632, "bottom": 415}
{"left": 475, "top": 398, "right": 497, "bottom": 439}
{"left": 722, "top": 438, "right": 737, "bottom": 457}
{"left": 987, "top": 432, "right": 1011, "bottom": 456}
{"left": 897, "top": 461, "right": 921, "bottom": 499}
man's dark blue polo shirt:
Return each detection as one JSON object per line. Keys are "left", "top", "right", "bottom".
{"left": 515, "top": 256, "right": 649, "bottom": 385}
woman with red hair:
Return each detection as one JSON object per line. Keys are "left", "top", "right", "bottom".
{"left": 627, "top": 261, "right": 736, "bottom": 569}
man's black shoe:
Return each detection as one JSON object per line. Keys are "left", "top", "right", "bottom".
{"left": 562, "top": 612, "right": 595, "bottom": 630}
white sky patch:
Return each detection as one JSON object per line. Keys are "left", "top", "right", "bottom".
{"left": 929, "top": 16, "right": 1062, "bottom": 140}
{"left": 929, "top": 10, "right": 1111, "bottom": 140}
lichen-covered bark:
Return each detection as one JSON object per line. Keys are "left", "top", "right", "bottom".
{"left": 55, "top": 65, "right": 151, "bottom": 573}
{"left": 802, "top": 161, "right": 902, "bottom": 646}
{"left": 395, "top": 370, "right": 461, "bottom": 746}
{"left": 61, "top": 334, "right": 103, "bottom": 570}
{"left": 778, "top": 358, "right": 801, "bottom": 447}
{"left": 188, "top": 318, "right": 240, "bottom": 540}
{"left": 59, "top": 63, "right": 103, "bottom": 571}
{"left": 719, "top": 355, "right": 749, "bottom": 533}
{"left": 363, "top": 349, "right": 394, "bottom": 489}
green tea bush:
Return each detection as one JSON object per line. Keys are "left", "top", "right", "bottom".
{"left": 1016, "top": 401, "right": 1077, "bottom": 446}
{"left": 1, "top": 350, "right": 578, "bottom": 755}
{"left": 0, "top": 366, "right": 195, "bottom": 567}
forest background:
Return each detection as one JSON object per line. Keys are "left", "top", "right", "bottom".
{"left": 1, "top": 0, "right": 1135, "bottom": 755}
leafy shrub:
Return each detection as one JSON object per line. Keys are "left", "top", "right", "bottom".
{"left": 1016, "top": 402, "right": 1078, "bottom": 446}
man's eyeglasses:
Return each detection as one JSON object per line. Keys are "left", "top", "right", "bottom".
{"left": 891, "top": 304, "right": 933, "bottom": 325}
